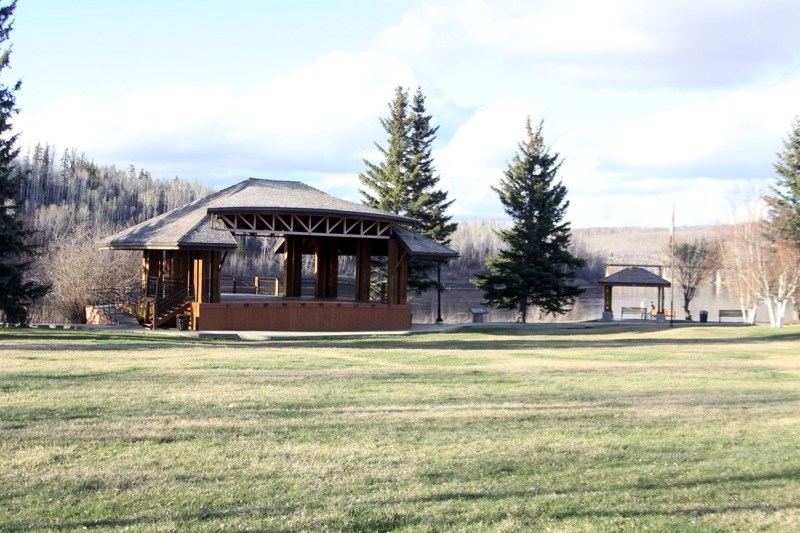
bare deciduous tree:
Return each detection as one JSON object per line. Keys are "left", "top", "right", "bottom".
{"left": 32, "top": 224, "right": 139, "bottom": 323}
{"left": 673, "top": 239, "right": 719, "bottom": 320}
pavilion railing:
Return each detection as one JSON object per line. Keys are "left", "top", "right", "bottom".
{"left": 219, "top": 276, "right": 281, "bottom": 296}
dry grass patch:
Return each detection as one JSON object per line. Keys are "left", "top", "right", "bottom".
{"left": 1, "top": 325, "right": 799, "bottom": 530}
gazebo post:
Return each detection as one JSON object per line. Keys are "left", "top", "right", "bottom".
{"left": 314, "top": 239, "right": 339, "bottom": 299}
{"left": 655, "top": 286, "right": 666, "bottom": 323}
{"left": 283, "top": 236, "right": 303, "bottom": 298}
{"left": 387, "top": 239, "right": 399, "bottom": 305}
{"left": 602, "top": 285, "right": 614, "bottom": 321}
{"left": 355, "top": 240, "right": 372, "bottom": 302}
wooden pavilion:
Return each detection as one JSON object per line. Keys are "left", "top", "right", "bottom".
{"left": 101, "top": 178, "right": 458, "bottom": 331}
{"left": 597, "top": 267, "right": 671, "bottom": 322}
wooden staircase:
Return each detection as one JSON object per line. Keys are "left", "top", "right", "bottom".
{"left": 144, "top": 286, "right": 193, "bottom": 329}
{"left": 88, "top": 278, "right": 193, "bottom": 330}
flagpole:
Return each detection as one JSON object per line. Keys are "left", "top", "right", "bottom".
{"left": 670, "top": 203, "right": 675, "bottom": 327}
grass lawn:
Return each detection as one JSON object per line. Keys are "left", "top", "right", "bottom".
{"left": 1, "top": 325, "right": 799, "bottom": 531}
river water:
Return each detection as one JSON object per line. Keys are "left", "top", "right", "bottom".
{"left": 409, "top": 284, "right": 794, "bottom": 325}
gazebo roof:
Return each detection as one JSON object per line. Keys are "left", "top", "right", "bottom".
{"left": 204, "top": 178, "right": 416, "bottom": 224}
{"left": 597, "top": 267, "right": 670, "bottom": 287}
{"left": 393, "top": 226, "right": 460, "bottom": 259}
{"left": 101, "top": 178, "right": 447, "bottom": 254}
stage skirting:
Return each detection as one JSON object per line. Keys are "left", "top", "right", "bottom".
{"left": 192, "top": 301, "right": 411, "bottom": 331}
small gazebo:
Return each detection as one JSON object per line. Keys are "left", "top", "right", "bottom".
{"left": 597, "top": 267, "right": 671, "bottom": 322}
{"left": 101, "top": 178, "right": 458, "bottom": 331}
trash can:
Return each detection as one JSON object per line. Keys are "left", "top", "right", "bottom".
{"left": 177, "top": 314, "right": 190, "bottom": 331}
{"left": 699, "top": 310, "right": 708, "bottom": 323}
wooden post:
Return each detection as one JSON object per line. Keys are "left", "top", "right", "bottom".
{"left": 397, "top": 251, "right": 408, "bottom": 305}
{"left": 284, "top": 236, "right": 302, "bottom": 297}
{"left": 314, "top": 239, "right": 325, "bottom": 298}
{"left": 355, "top": 240, "right": 371, "bottom": 302}
{"left": 325, "top": 240, "right": 338, "bottom": 298}
{"left": 211, "top": 251, "right": 222, "bottom": 303}
{"left": 254, "top": 276, "right": 260, "bottom": 295}
{"left": 387, "top": 238, "right": 398, "bottom": 305}
{"left": 193, "top": 256, "right": 205, "bottom": 303}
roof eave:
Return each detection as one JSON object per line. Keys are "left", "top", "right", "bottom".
{"left": 101, "top": 241, "right": 238, "bottom": 251}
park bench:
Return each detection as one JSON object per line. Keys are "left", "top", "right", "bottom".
{"left": 621, "top": 306, "right": 647, "bottom": 319}
{"left": 719, "top": 309, "right": 744, "bottom": 322}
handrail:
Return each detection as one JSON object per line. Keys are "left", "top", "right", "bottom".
{"left": 219, "top": 275, "right": 281, "bottom": 296}
{"left": 151, "top": 285, "right": 193, "bottom": 329}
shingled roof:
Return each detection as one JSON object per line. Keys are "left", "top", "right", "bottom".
{"left": 205, "top": 178, "right": 416, "bottom": 224}
{"left": 598, "top": 267, "right": 670, "bottom": 287}
{"left": 101, "top": 178, "right": 435, "bottom": 251}
{"left": 393, "top": 226, "right": 460, "bottom": 259}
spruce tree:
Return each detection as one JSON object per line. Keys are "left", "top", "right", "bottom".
{"left": 474, "top": 118, "right": 584, "bottom": 322}
{"left": 359, "top": 86, "right": 456, "bottom": 293}
{"left": 0, "top": 0, "right": 50, "bottom": 324}
{"left": 359, "top": 86, "right": 411, "bottom": 214}
{"left": 765, "top": 116, "right": 800, "bottom": 246}
{"left": 406, "top": 88, "right": 456, "bottom": 245}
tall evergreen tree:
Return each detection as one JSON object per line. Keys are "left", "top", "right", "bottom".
{"left": 359, "top": 86, "right": 411, "bottom": 214}
{"left": 359, "top": 86, "right": 456, "bottom": 293}
{"left": 0, "top": 1, "right": 50, "bottom": 324}
{"left": 765, "top": 116, "right": 800, "bottom": 246}
{"left": 406, "top": 88, "right": 456, "bottom": 245}
{"left": 474, "top": 118, "right": 584, "bottom": 322}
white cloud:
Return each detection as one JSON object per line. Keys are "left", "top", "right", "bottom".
{"left": 437, "top": 98, "right": 542, "bottom": 218}
{"left": 380, "top": 0, "right": 800, "bottom": 85}
{"left": 18, "top": 51, "right": 416, "bottom": 178}
{"left": 608, "top": 80, "right": 800, "bottom": 175}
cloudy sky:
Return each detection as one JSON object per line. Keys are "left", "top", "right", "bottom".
{"left": 11, "top": 0, "right": 800, "bottom": 227}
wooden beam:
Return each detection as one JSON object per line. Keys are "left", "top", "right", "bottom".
{"left": 314, "top": 239, "right": 325, "bottom": 298}
{"left": 387, "top": 238, "right": 398, "bottom": 305}
{"left": 283, "top": 236, "right": 303, "bottom": 297}
{"left": 323, "top": 239, "right": 339, "bottom": 298}
{"left": 397, "top": 251, "right": 408, "bottom": 305}
{"left": 356, "top": 240, "right": 371, "bottom": 302}
{"left": 193, "top": 255, "right": 205, "bottom": 303}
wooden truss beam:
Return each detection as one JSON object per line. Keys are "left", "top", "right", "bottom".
{"left": 214, "top": 213, "right": 393, "bottom": 239}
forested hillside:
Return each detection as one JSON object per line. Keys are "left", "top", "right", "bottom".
{"left": 17, "top": 143, "right": 211, "bottom": 243}
{"left": 15, "top": 143, "right": 212, "bottom": 322}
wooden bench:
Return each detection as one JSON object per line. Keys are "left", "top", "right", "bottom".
{"left": 719, "top": 309, "right": 744, "bottom": 322}
{"left": 621, "top": 306, "right": 647, "bottom": 319}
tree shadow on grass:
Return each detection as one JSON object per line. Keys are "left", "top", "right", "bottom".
{"left": 2, "top": 467, "right": 796, "bottom": 531}
{"left": 410, "top": 467, "right": 800, "bottom": 518}
{"left": 0, "top": 501, "right": 419, "bottom": 533}
{"left": 256, "top": 329, "right": 800, "bottom": 353}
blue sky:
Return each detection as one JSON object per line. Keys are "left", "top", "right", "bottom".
{"left": 11, "top": 0, "right": 800, "bottom": 227}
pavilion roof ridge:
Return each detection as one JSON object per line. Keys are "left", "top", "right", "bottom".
{"left": 598, "top": 266, "right": 670, "bottom": 287}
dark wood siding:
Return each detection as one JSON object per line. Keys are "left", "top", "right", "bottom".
{"left": 194, "top": 301, "right": 411, "bottom": 331}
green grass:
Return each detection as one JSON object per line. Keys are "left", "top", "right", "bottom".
{"left": 1, "top": 325, "right": 799, "bottom": 531}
